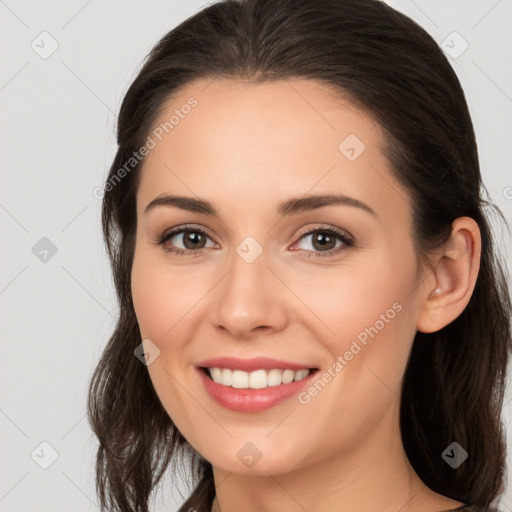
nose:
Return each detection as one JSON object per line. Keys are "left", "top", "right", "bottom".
{"left": 210, "top": 247, "right": 289, "bottom": 340}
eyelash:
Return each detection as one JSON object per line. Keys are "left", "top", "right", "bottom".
{"left": 155, "top": 224, "right": 355, "bottom": 259}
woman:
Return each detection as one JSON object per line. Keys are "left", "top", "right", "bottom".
{"left": 87, "top": 0, "right": 512, "bottom": 511}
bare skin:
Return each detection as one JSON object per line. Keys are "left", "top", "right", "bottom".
{"left": 130, "top": 78, "right": 480, "bottom": 512}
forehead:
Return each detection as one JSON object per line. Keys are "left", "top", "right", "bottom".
{"left": 136, "top": 78, "right": 410, "bottom": 225}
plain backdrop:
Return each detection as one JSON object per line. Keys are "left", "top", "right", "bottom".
{"left": 1, "top": 1, "right": 511, "bottom": 511}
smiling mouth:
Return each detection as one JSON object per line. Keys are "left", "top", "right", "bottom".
{"left": 199, "top": 366, "right": 319, "bottom": 389}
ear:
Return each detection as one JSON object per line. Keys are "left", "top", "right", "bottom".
{"left": 417, "top": 217, "right": 481, "bottom": 334}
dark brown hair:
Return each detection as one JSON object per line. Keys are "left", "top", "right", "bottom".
{"left": 87, "top": 0, "right": 512, "bottom": 510}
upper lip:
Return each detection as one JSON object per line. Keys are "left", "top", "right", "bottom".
{"left": 196, "top": 356, "right": 317, "bottom": 372}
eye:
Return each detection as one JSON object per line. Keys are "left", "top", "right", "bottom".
{"left": 155, "top": 224, "right": 355, "bottom": 258}
{"left": 292, "top": 226, "right": 354, "bottom": 258}
{"left": 155, "top": 225, "right": 216, "bottom": 256}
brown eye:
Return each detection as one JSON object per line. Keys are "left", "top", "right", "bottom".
{"left": 309, "top": 231, "right": 338, "bottom": 251}
{"left": 293, "top": 227, "right": 354, "bottom": 258}
{"left": 178, "top": 230, "right": 208, "bottom": 250}
{"left": 157, "top": 226, "right": 215, "bottom": 255}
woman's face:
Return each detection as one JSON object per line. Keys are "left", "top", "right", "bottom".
{"left": 131, "top": 78, "right": 429, "bottom": 475}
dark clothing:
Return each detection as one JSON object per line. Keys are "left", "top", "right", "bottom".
{"left": 177, "top": 497, "right": 506, "bottom": 512}
{"left": 176, "top": 477, "right": 504, "bottom": 512}
{"left": 443, "top": 506, "right": 503, "bottom": 512}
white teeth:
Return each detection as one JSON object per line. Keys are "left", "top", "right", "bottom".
{"left": 267, "top": 369, "right": 283, "bottom": 387}
{"left": 282, "top": 369, "right": 295, "bottom": 384}
{"left": 294, "top": 369, "right": 310, "bottom": 381}
{"left": 248, "top": 369, "right": 267, "bottom": 389}
{"left": 210, "top": 367, "right": 222, "bottom": 383}
{"left": 221, "top": 368, "right": 232, "bottom": 386}
{"left": 231, "top": 370, "right": 249, "bottom": 388}
{"left": 206, "top": 367, "right": 312, "bottom": 388}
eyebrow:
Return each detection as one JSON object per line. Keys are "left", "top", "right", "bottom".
{"left": 144, "top": 193, "right": 377, "bottom": 218}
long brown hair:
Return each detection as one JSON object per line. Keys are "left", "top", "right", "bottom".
{"left": 87, "top": 0, "right": 512, "bottom": 510}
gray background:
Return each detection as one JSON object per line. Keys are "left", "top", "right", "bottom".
{"left": 1, "top": 1, "right": 511, "bottom": 510}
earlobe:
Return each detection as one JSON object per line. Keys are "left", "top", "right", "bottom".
{"left": 417, "top": 217, "right": 481, "bottom": 334}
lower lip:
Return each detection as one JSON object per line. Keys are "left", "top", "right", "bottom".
{"left": 196, "top": 368, "right": 318, "bottom": 412}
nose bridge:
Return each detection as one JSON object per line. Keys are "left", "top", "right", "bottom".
{"left": 211, "top": 236, "right": 288, "bottom": 337}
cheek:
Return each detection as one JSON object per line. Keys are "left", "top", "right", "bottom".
{"left": 131, "top": 243, "right": 176, "bottom": 345}
{"left": 290, "top": 257, "right": 406, "bottom": 337}
{"left": 292, "top": 276, "right": 415, "bottom": 459}
{"left": 130, "top": 250, "right": 197, "bottom": 415}
{"left": 131, "top": 245, "right": 198, "bottom": 338}
{"left": 131, "top": 261, "right": 165, "bottom": 338}
{"left": 298, "top": 252, "right": 417, "bottom": 390}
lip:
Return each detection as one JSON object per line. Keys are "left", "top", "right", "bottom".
{"left": 196, "top": 366, "right": 319, "bottom": 412}
{"left": 195, "top": 356, "right": 316, "bottom": 372}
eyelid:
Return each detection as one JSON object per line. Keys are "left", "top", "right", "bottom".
{"left": 293, "top": 223, "right": 354, "bottom": 243}
{"left": 155, "top": 223, "right": 214, "bottom": 243}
